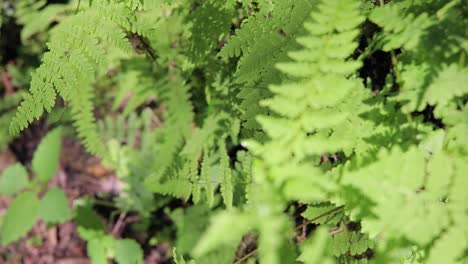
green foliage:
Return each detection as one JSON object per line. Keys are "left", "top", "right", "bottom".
{"left": 0, "top": 93, "right": 22, "bottom": 150}
{"left": 0, "top": 128, "right": 70, "bottom": 245}
{"left": 9, "top": 0, "right": 138, "bottom": 157}
{"left": 0, "top": 163, "right": 29, "bottom": 197}
{"left": 170, "top": 205, "right": 211, "bottom": 255}
{"left": 15, "top": 0, "right": 73, "bottom": 43}
{"left": 5, "top": 0, "right": 468, "bottom": 263}
{"left": 173, "top": 248, "right": 196, "bottom": 264}
{"left": 142, "top": 77, "right": 240, "bottom": 209}
{"left": 219, "top": 0, "right": 313, "bottom": 85}
{"left": 114, "top": 239, "right": 144, "bottom": 264}
{"left": 193, "top": 210, "right": 252, "bottom": 258}
{"left": 39, "top": 188, "right": 72, "bottom": 224}
{"left": 83, "top": 234, "right": 143, "bottom": 264}
{"left": 32, "top": 127, "right": 62, "bottom": 182}
{"left": 74, "top": 198, "right": 144, "bottom": 263}
{"left": 298, "top": 228, "right": 334, "bottom": 264}
{"left": 1, "top": 191, "right": 39, "bottom": 245}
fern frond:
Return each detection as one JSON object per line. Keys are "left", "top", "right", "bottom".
{"left": 145, "top": 109, "right": 238, "bottom": 208}
{"left": 369, "top": 4, "right": 434, "bottom": 52}
{"left": 97, "top": 108, "right": 154, "bottom": 148}
{"left": 15, "top": 0, "right": 72, "bottom": 42}
{"left": 251, "top": 0, "right": 365, "bottom": 164}
{"left": 341, "top": 146, "right": 465, "bottom": 251}
{"left": 0, "top": 93, "right": 23, "bottom": 150}
{"left": 220, "top": 0, "right": 313, "bottom": 85}
{"left": 371, "top": 1, "right": 467, "bottom": 114}
{"left": 189, "top": 1, "right": 234, "bottom": 65}
{"left": 10, "top": 2, "right": 137, "bottom": 156}
{"left": 144, "top": 80, "right": 193, "bottom": 186}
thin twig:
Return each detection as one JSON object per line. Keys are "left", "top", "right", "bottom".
{"left": 134, "top": 34, "right": 158, "bottom": 62}
{"left": 234, "top": 248, "right": 257, "bottom": 264}
{"left": 112, "top": 212, "right": 127, "bottom": 237}
{"left": 295, "top": 205, "right": 344, "bottom": 231}
{"left": 233, "top": 205, "right": 345, "bottom": 264}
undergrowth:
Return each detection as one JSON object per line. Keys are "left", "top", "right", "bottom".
{"left": 0, "top": 0, "right": 466, "bottom": 263}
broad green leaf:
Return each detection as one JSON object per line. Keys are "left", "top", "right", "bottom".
{"left": 87, "top": 238, "right": 108, "bottom": 264}
{"left": 39, "top": 188, "right": 71, "bottom": 224}
{"left": 1, "top": 191, "right": 39, "bottom": 245}
{"left": 74, "top": 202, "right": 105, "bottom": 232}
{"left": 32, "top": 128, "right": 62, "bottom": 182}
{"left": 114, "top": 239, "right": 144, "bottom": 264}
{"left": 0, "top": 163, "right": 29, "bottom": 197}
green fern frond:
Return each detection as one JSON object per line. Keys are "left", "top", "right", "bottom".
{"left": 0, "top": 93, "right": 23, "bottom": 150}
{"left": 144, "top": 80, "right": 193, "bottom": 186}
{"left": 219, "top": 0, "right": 313, "bottom": 85}
{"left": 189, "top": 1, "right": 235, "bottom": 65}
{"left": 371, "top": 1, "right": 467, "bottom": 114}
{"left": 341, "top": 145, "right": 466, "bottom": 259}
{"left": 10, "top": 1, "right": 137, "bottom": 157}
{"left": 97, "top": 108, "right": 154, "bottom": 148}
{"left": 15, "top": 0, "right": 72, "bottom": 42}
{"left": 369, "top": 3, "right": 434, "bottom": 52}
{"left": 251, "top": 0, "right": 365, "bottom": 164}
{"left": 145, "top": 108, "right": 238, "bottom": 209}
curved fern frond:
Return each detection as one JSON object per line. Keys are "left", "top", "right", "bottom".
{"left": 10, "top": 1, "right": 137, "bottom": 157}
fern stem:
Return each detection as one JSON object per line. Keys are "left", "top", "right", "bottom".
{"left": 234, "top": 248, "right": 257, "bottom": 264}
{"left": 233, "top": 205, "right": 345, "bottom": 264}
{"left": 294, "top": 205, "right": 344, "bottom": 231}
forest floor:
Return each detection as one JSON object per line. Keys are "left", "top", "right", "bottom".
{"left": 0, "top": 132, "right": 171, "bottom": 264}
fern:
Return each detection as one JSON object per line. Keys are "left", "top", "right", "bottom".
{"left": 220, "top": 0, "right": 315, "bottom": 136}
{"left": 142, "top": 78, "right": 193, "bottom": 192}
{"left": 15, "top": 0, "right": 73, "bottom": 42}
{"left": 340, "top": 145, "right": 466, "bottom": 262}
{"left": 97, "top": 108, "right": 154, "bottom": 148}
{"left": 189, "top": 1, "right": 235, "bottom": 65}
{"left": 370, "top": 0, "right": 467, "bottom": 114}
{"left": 145, "top": 111, "right": 237, "bottom": 209}
{"left": 111, "top": 57, "right": 160, "bottom": 115}
{"left": 195, "top": 2, "right": 366, "bottom": 262}
{"left": 0, "top": 93, "right": 22, "bottom": 150}
{"left": 9, "top": 0, "right": 137, "bottom": 157}
{"left": 6, "top": 0, "right": 468, "bottom": 263}
{"left": 250, "top": 0, "right": 364, "bottom": 166}
{"left": 220, "top": 0, "right": 313, "bottom": 85}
